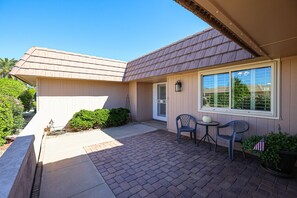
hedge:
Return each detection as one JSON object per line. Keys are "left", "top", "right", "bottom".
{"left": 0, "top": 95, "right": 14, "bottom": 146}
{"left": 69, "top": 108, "right": 130, "bottom": 131}
{"left": 0, "top": 78, "right": 26, "bottom": 98}
{"left": 94, "top": 109, "right": 110, "bottom": 128}
{"left": 69, "top": 110, "right": 96, "bottom": 131}
{"left": 108, "top": 108, "right": 130, "bottom": 127}
{"left": 7, "top": 96, "right": 25, "bottom": 133}
{"left": 18, "top": 88, "right": 36, "bottom": 112}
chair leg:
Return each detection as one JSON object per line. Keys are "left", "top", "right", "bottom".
{"left": 215, "top": 139, "right": 218, "bottom": 152}
{"left": 177, "top": 131, "right": 181, "bottom": 144}
{"left": 231, "top": 142, "right": 234, "bottom": 161}
{"left": 194, "top": 131, "right": 197, "bottom": 144}
{"left": 190, "top": 132, "right": 192, "bottom": 140}
{"left": 228, "top": 141, "right": 234, "bottom": 161}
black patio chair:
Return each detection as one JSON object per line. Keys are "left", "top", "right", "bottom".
{"left": 215, "top": 120, "right": 249, "bottom": 160}
{"left": 176, "top": 114, "right": 197, "bottom": 144}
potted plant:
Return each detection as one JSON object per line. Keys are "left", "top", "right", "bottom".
{"left": 243, "top": 132, "right": 297, "bottom": 177}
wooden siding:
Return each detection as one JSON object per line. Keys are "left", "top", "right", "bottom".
{"left": 137, "top": 83, "right": 153, "bottom": 121}
{"left": 128, "top": 81, "right": 137, "bottom": 120}
{"left": 167, "top": 56, "right": 297, "bottom": 138}
{"left": 38, "top": 78, "right": 129, "bottom": 127}
{"left": 128, "top": 82, "right": 153, "bottom": 121}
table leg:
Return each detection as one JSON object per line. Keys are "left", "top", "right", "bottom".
{"left": 197, "top": 124, "right": 217, "bottom": 150}
{"left": 207, "top": 135, "right": 211, "bottom": 150}
{"left": 208, "top": 134, "right": 216, "bottom": 143}
{"left": 197, "top": 134, "right": 206, "bottom": 146}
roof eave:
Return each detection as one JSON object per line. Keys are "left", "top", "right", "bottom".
{"left": 174, "top": 0, "right": 268, "bottom": 58}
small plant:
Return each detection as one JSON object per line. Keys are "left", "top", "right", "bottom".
{"left": 94, "top": 109, "right": 110, "bottom": 128}
{"left": 243, "top": 132, "right": 297, "bottom": 166}
{"left": 69, "top": 108, "right": 130, "bottom": 130}
{"left": 69, "top": 110, "right": 96, "bottom": 131}
{"left": 6, "top": 96, "right": 25, "bottom": 133}
{"left": 19, "top": 88, "right": 36, "bottom": 112}
{"left": 108, "top": 108, "right": 130, "bottom": 127}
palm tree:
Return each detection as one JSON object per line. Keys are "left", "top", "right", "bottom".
{"left": 0, "top": 58, "right": 17, "bottom": 78}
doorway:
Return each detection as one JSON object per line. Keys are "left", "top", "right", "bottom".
{"left": 153, "top": 82, "right": 167, "bottom": 121}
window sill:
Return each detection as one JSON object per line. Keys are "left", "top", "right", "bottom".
{"left": 198, "top": 108, "right": 279, "bottom": 120}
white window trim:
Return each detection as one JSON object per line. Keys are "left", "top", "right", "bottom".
{"left": 198, "top": 59, "right": 280, "bottom": 119}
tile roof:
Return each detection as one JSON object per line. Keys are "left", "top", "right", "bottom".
{"left": 10, "top": 47, "right": 127, "bottom": 83}
{"left": 11, "top": 28, "right": 255, "bottom": 85}
{"left": 123, "top": 28, "right": 254, "bottom": 81}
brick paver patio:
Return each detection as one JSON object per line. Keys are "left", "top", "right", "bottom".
{"left": 85, "top": 130, "right": 297, "bottom": 198}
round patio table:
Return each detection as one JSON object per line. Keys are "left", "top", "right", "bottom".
{"left": 196, "top": 120, "right": 219, "bottom": 150}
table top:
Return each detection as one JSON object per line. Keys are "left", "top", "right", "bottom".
{"left": 196, "top": 120, "right": 220, "bottom": 126}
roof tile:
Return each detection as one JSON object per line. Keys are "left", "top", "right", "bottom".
{"left": 125, "top": 29, "right": 253, "bottom": 81}
{"left": 14, "top": 28, "right": 255, "bottom": 83}
{"left": 222, "top": 52, "right": 237, "bottom": 63}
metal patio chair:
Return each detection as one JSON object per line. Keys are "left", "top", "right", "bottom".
{"left": 215, "top": 120, "right": 249, "bottom": 160}
{"left": 176, "top": 114, "right": 197, "bottom": 144}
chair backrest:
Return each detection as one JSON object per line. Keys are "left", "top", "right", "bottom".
{"left": 228, "top": 120, "right": 249, "bottom": 134}
{"left": 176, "top": 114, "right": 196, "bottom": 128}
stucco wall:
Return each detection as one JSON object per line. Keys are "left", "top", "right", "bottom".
{"left": 38, "top": 78, "right": 129, "bottom": 127}
{"left": 167, "top": 56, "right": 297, "bottom": 138}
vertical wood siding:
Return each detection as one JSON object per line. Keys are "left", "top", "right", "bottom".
{"left": 137, "top": 83, "right": 153, "bottom": 121}
{"left": 128, "top": 82, "right": 153, "bottom": 121}
{"left": 129, "top": 81, "right": 137, "bottom": 120}
{"left": 167, "top": 56, "right": 297, "bottom": 137}
{"left": 38, "top": 78, "right": 129, "bottom": 127}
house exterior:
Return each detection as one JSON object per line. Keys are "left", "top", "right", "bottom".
{"left": 10, "top": 47, "right": 129, "bottom": 128}
{"left": 10, "top": 1, "right": 297, "bottom": 140}
{"left": 3, "top": 1, "right": 297, "bottom": 197}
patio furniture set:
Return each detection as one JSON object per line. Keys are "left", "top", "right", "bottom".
{"left": 176, "top": 114, "right": 249, "bottom": 161}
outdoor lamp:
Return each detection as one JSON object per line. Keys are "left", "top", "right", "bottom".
{"left": 175, "top": 80, "right": 182, "bottom": 92}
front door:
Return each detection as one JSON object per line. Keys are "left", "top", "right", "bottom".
{"left": 153, "top": 83, "right": 167, "bottom": 121}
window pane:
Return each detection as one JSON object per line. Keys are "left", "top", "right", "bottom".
{"left": 231, "top": 67, "right": 271, "bottom": 111}
{"left": 202, "top": 73, "right": 229, "bottom": 108}
{"left": 157, "top": 84, "right": 166, "bottom": 100}
{"left": 158, "top": 103, "right": 166, "bottom": 117}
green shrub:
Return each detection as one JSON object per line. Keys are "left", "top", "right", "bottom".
{"left": 19, "top": 88, "right": 36, "bottom": 112}
{"left": 6, "top": 96, "right": 25, "bottom": 133}
{"left": 33, "top": 101, "right": 37, "bottom": 113}
{"left": 0, "top": 78, "right": 26, "bottom": 98}
{"left": 94, "top": 109, "right": 110, "bottom": 128}
{"left": 0, "top": 95, "right": 14, "bottom": 146}
{"left": 108, "top": 108, "right": 130, "bottom": 127}
{"left": 69, "top": 110, "right": 96, "bottom": 130}
{"left": 69, "top": 108, "right": 130, "bottom": 131}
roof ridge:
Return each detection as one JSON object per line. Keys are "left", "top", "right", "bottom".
{"left": 127, "top": 27, "right": 214, "bottom": 63}
{"left": 33, "top": 46, "right": 127, "bottom": 64}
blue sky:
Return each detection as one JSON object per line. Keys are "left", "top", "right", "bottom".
{"left": 0, "top": 0, "right": 209, "bottom": 61}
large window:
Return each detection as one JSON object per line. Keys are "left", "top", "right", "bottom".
{"left": 203, "top": 73, "right": 229, "bottom": 108}
{"left": 199, "top": 61, "right": 278, "bottom": 118}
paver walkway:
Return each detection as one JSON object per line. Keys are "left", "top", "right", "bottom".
{"left": 85, "top": 130, "right": 297, "bottom": 198}
{"left": 40, "top": 123, "right": 156, "bottom": 198}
